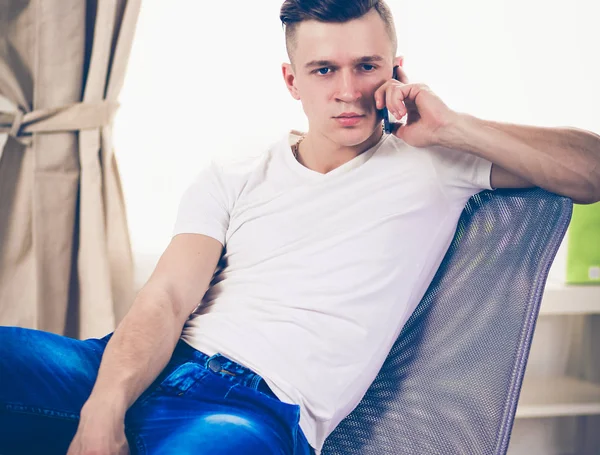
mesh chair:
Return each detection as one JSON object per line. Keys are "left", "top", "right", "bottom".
{"left": 322, "top": 188, "right": 573, "bottom": 455}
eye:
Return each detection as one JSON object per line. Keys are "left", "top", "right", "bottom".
{"left": 313, "top": 64, "right": 378, "bottom": 76}
{"left": 315, "top": 67, "right": 331, "bottom": 75}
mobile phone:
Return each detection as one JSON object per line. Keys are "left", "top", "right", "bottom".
{"left": 383, "top": 65, "right": 400, "bottom": 134}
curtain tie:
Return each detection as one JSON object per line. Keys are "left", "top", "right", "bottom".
{"left": 0, "top": 100, "right": 120, "bottom": 136}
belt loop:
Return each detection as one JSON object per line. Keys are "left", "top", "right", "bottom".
{"left": 9, "top": 109, "right": 24, "bottom": 137}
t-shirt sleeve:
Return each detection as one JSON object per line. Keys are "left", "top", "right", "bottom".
{"left": 426, "top": 144, "right": 495, "bottom": 201}
{"left": 172, "top": 161, "right": 230, "bottom": 247}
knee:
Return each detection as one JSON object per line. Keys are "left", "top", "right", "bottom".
{"left": 0, "top": 326, "right": 100, "bottom": 377}
{"left": 0, "top": 326, "right": 37, "bottom": 361}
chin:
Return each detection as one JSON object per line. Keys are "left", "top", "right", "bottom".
{"left": 334, "top": 133, "right": 372, "bottom": 147}
{"left": 334, "top": 123, "right": 379, "bottom": 143}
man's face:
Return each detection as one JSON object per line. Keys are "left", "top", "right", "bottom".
{"left": 283, "top": 8, "right": 402, "bottom": 146}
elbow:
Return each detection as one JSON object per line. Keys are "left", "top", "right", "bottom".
{"left": 566, "top": 165, "right": 600, "bottom": 204}
{"left": 571, "top": 195, "right": 599, "bottom": 205}
{"left": 567, "top": 127, "right": 600, "bottom": 204}
{"left": 585, "top": 171, "right": 600, "bottom": 204}
{"left": 570, "top": 182, "right": 600, "bottom": 205}
{"left": 590, "top": 185, "right": 600, "bottom": 204}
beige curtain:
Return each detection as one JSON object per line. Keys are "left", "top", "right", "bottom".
{"left": 0, "top": 0, "right": 141, "bottom": 339}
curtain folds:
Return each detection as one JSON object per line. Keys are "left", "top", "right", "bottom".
{"left": 0, "top": 0, "right": 141, "bottom": 339}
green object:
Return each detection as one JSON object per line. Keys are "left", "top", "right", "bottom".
{"left": 566, "top": 201, "right": 600, "bottom": 284}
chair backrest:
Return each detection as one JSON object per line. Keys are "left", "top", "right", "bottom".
{"left": 322, "top": 188, "right": 573, "bottom": 455}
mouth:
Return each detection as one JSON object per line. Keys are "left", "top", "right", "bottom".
{"left": 334, "top": 114, "right": 365, "bottom": 126}
{"left": 334, "top": 113, "right": 365, "bottom": 118}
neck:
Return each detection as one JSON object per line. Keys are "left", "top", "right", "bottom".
{"left": 296, "top": 127, "right": 385, "bottom": 174}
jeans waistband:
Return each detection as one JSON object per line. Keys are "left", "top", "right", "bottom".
{"left": 172, "top": 339, "right": 277, "bottom": 399}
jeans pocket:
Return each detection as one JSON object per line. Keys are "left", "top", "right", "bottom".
{"left": 158, "top": 362, "right": 210, "bottom": 396}
{"left": 135, "top": 361, "right": 210, "bottom": 408}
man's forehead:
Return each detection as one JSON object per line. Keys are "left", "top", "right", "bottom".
{"left": 292, "top": 11, "right": 392, "bottom": 68}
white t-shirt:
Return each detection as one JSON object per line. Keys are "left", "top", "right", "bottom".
{"left": 172, "top": 129, "right": 494, "bottom": 454}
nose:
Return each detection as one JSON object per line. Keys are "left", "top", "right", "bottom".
{"left": 335, "top": 70, "right": 362, "bottom": 103}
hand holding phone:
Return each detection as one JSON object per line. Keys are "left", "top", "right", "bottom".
{"left": 382, "top": 65, "right": 400, "bottom": 134}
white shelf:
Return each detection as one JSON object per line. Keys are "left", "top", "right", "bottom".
{"left": 515, "top": 375, "right": 600, "bottom": 418}
{"left": 539, "top": 282, "right": 600, "bottom": 315}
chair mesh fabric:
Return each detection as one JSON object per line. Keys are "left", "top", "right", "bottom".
{"left": 321, "top": 188, "right": 573, "bottom": 455}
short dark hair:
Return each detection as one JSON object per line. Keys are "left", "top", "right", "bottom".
{"left": 280, "top": 0, "right": 398, "bottom": 70}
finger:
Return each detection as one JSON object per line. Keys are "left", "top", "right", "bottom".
{"left": 395, "top": 65, "right": 410, "bottom": 84}
{"left": 375, "top": 79, "right": 411, "bottom": 112}
{"left": 374, "top": 80, "right": 392, "bottom": 110}
{"left": 387, "top": 84, "right": 407, "bottom": 119}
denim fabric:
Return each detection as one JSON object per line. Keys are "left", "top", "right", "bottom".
{"left": 0, "top": 326, "right": 314, "bottom": 455}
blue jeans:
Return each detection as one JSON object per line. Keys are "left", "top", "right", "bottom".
{"left": 0, "top": 326, "right": 314, "bottom": 455}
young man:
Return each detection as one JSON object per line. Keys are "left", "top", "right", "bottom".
{"left": 1, "top": 0, "right": 599, "bottom": 454}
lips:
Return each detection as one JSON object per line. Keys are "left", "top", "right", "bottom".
{"left": 335, "top": 112, "right": 364, "bottom": 118}
{"left": 335, "top": 116, "right": 364, "bottom": 126}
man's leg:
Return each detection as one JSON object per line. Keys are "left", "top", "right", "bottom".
{"left": 0, "top": 326, "right": 111, "bottom": 454}
{"left": 0, "top": 326, "right": 315, "bottom": 455}
{"left": 125, "top": 347, "right": 314, "bottom": 455}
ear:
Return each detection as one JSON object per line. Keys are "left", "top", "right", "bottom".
{"left": 394, "top": 55, "right": 405, "bottom": 68}
{"left": 282, "top": 63, "right": 301, "bottom": 100}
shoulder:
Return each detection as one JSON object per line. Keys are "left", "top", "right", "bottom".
{"left": 207, "top": 131, "right": 291, "bottom": 187}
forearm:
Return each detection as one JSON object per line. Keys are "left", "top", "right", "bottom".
{"left": 82, "top": 287, "right": 185, "bottom": 417}
{"left": 437, "top": 112, "right": 600, "bottom": 201}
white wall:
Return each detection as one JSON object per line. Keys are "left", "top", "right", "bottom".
{"left": 113, "top": 2, "right": 599, "bottom": 453}
{"left": 114, "top": 0, "right": 599, "bottom": 278}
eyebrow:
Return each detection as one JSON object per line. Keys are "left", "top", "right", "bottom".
{"left": 303, "top": 55, "right": 385, "bottom": 70}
